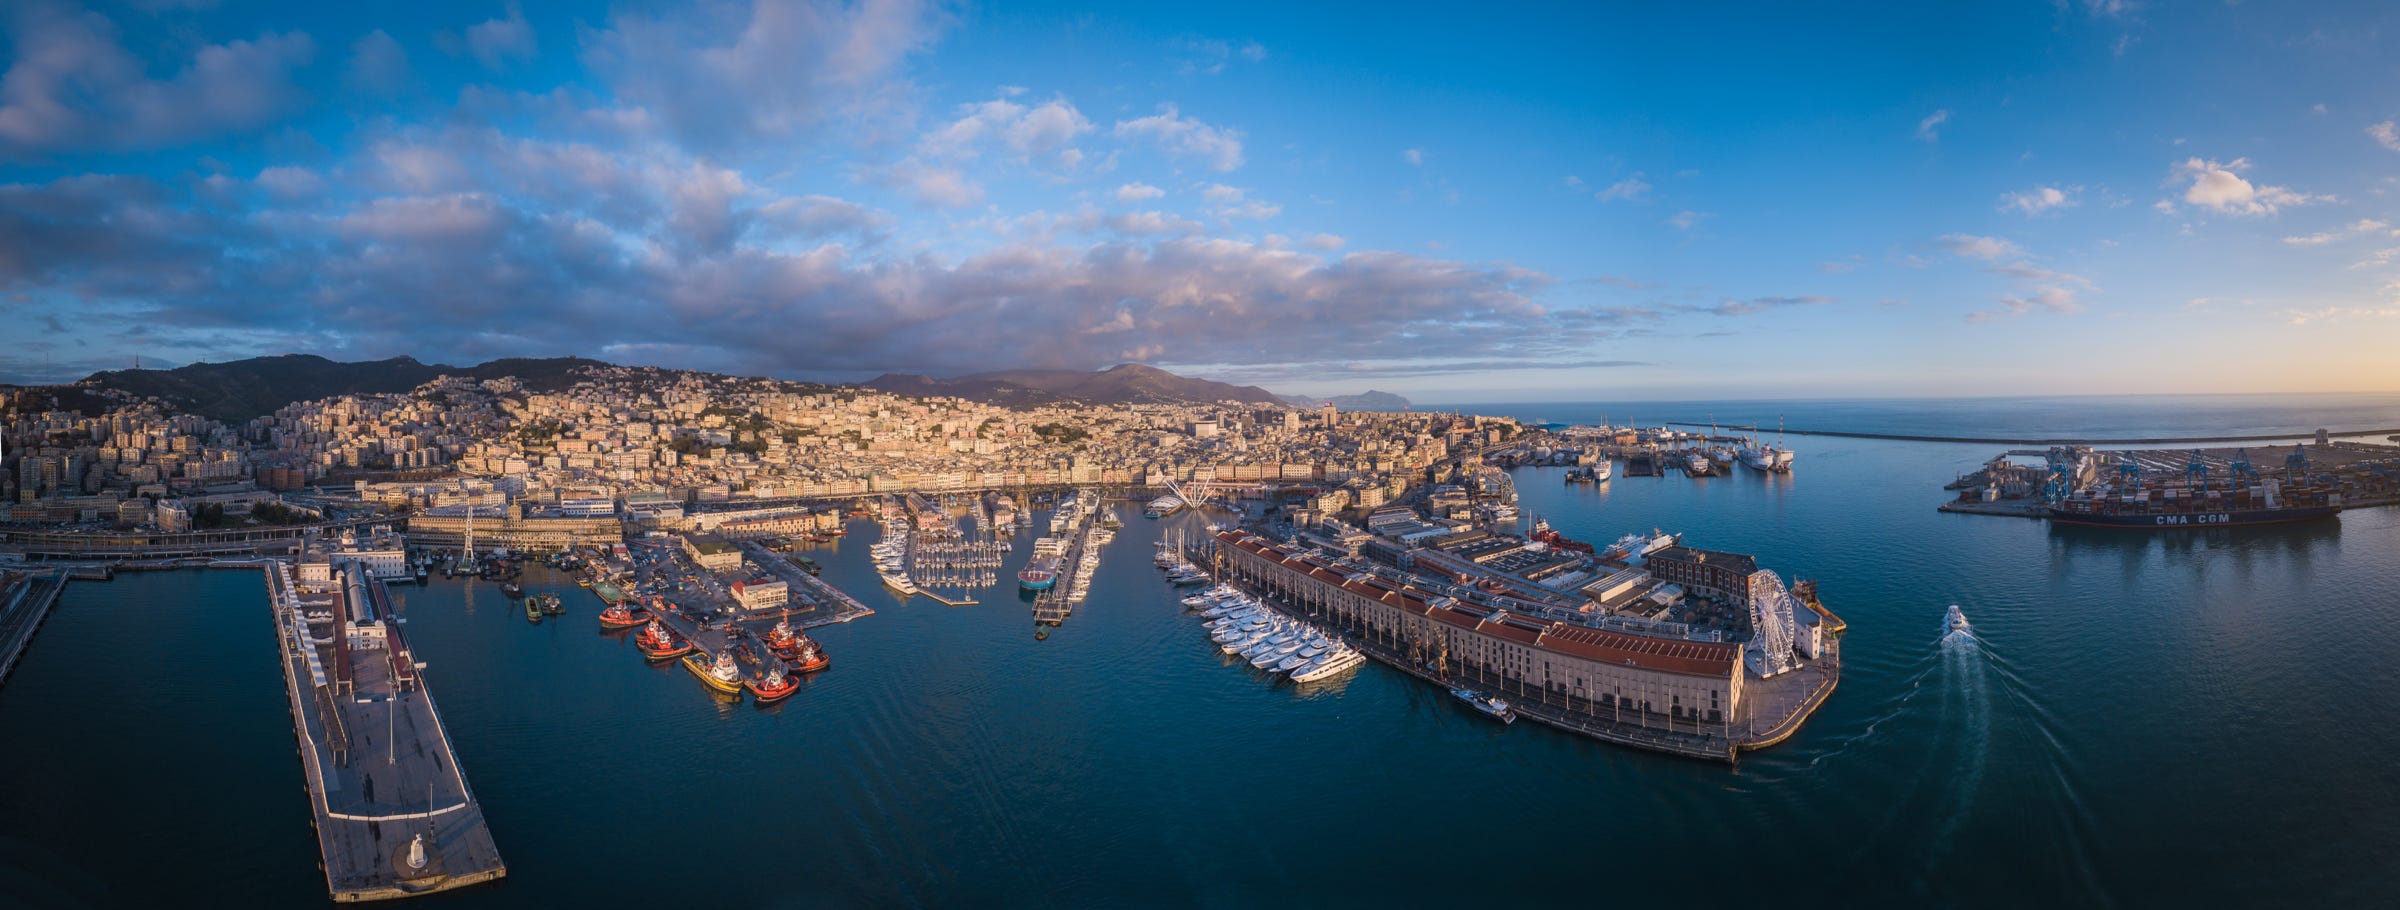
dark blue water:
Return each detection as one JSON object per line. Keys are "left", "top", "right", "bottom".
{"left": 6, "top": 396, "right": 2400, "bottom": 907}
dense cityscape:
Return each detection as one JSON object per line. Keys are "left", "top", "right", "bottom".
{"left": 6, "top": 0, "right": 2400, "bottom": 906}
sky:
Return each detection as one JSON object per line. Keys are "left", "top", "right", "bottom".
{"left": 3, "top": 0, "right": 2400, "bottom": 403}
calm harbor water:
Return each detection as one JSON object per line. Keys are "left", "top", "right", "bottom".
{"left": 6, "top": 396, "right": 2400, "bottom": 907}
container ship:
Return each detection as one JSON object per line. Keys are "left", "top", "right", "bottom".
{"left": 2048, "top": 476, "right": 2340, "bottom": 529}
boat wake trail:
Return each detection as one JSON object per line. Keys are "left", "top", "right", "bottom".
{"left": 1923, "top": 610, "right": 1992, "bottom": 859}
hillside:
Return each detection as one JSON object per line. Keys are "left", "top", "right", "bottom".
{"left": 83, "top": 354, "right": 610, "bottom": 421}
{"left": 1283, "top": 390, "right": 1413, "bottom": 411}
{"left": 865, "top": 364, "right": 1282, "bottom": 406}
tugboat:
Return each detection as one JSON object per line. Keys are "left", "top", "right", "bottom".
{"left": 765, "top": 619, "right": 832, "bottom": 673}
{"left": 1450, "top": 687, "right": 1516, "bottom": 725}
{"left": 683, "top": 649, "right": 746, "bottom": 696}
{"left": 635, "top": 620, "right": 694, "bottom": 661}
{"left": 746, "top": 666, "right": 800, "bottom": 703}
{"left": 501, "top": 581, "right": 525, "bottom": 599}
{"left": 597, "top": 600, "right": 653, "bottom": 630}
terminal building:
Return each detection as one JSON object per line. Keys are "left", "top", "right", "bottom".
{"left": 1213, "top": 530, "right": 1743, "bottom": 735}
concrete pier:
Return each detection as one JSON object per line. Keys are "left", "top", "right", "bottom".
{"left": 0, "top": 567, "right": 68, "bottom": 688}
{"left": 265, "top": 563, "right": 505, "bottom": 901}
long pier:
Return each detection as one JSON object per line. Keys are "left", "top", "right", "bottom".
{"left": 265, "top": 562, "right": 505, "bottom": 901}
{"left": 0, "top": 567, "right": 68, "bottom": 688}
{"left": 1672, "top": 421, "right": 2400, "bottom": 447}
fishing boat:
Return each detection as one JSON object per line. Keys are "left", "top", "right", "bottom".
{"left": 501, "top": 581, "right": 525, "bottom": 598}
{"left": 535, "top": 592, "right": 565, "bottom": 616}
{"left": 746, "top": 666, "right": 800, "bottom": 703}
{"left": 1450, "top": 688, "right": 1516, "bottom": 724}
{"left": 635, "top": 620, "right": 694, "bottom": 661}
{"left": 683, "top": 650, "right": 746, "bottom": 696}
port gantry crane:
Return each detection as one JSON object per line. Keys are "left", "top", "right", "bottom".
{"left": 2186, "top": 449, "right": 2211, "bottom": 493}
{"left": 2285, "top": 447, "right": 2312, "bottom": 485}
{"left": 2230, "top": 449, "right": 2261, "bottom": 486}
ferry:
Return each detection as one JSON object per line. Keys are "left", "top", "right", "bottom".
{"left": 1017, "top": 556, "right": 1060, "bottom": 591}
{"left": 1450, "top": 688, "right": 1517, "bottom": 724}
{"left": 683, "top": 650, "right": 746, "bottom": 696}
{"left": 746, "top": 666, "right": 800, "bottom": 703}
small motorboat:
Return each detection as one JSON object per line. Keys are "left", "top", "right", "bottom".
{"left": 1451, "top": 688, "right": 1516, "bottom": 725}
{"left": 1946, "top": 604, "right": 1970, "bottom": 634}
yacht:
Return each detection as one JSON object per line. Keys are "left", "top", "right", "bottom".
{"left": 1946, "top": 604, "right": 1970, "bottom": 633}
{"left": 1450, "top": 688, "right": 1516, "bottom": 724}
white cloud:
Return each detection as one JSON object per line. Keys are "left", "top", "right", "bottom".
{"left": 0, "top": 3, "right": 316, "bottom": 162}
{"left": 1113, "top": 182, "right": 1164, "bottom": 202}
{"left": 1202, "top": 183, "right": 1245, "bottom": 203}
{"left": 1987, "top": 262, "right": 2094, "bottom": 287}
{"left": 1302, "top": 233, "right": 1344, "bottom": 251}
{"left": 2165, "top": 157, "right": 2332, "bottom": 216}
{"left": 919, "top": 95, "right": 1092, "bottom": 170}
{"left": 1999, "top": 185, "right": 2076, "bottom": 216}
{"left": 1968, "top": 286, "right": 2084, "bottom": 323}
{"left": 1917, "top": 109, "right": 1950, "bottom": 142}
{"left": 1563, "top": 176, "right": 1586, "bottom": 190}
{"left": 1667, "top": 210, "right": 1709, "bottom": 231}
{"left": 2282, "top": 219, "right": 2394, "bottom": 246}
{"left": 2370, "top": 121, "right": 2400, "bottom": 153}
{"left": 1103, "top": 211, "right": 1205, "bottom": 236}
{"left": 877, "top": 161, "right": 980, "bottom": 207}
{"left": 1113, "top": 104, "right": 1244, "bottom": 171}
{"left": 1595, "top": 174, "right": 1651, "bottom": 203}
{"left": 1402, "top": 148, "right": 1425, "bottom": 166}
{"left": 1937, "top": 234, "right": 2022, "bottom": 260}
{"left": 465, "top": 3, "right": 538, "bottom": 71}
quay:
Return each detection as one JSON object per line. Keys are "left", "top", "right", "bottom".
{"left": 735, "top": 540, "right": 876, "bottom": 629}
{"left": 0, "top": 567, "right": 69, "bottom": 688}
{"left": 265, "top": 562, "right": 505, "bottom": 901}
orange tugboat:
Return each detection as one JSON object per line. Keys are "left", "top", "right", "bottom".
{"left": 745, "top": 666, "right": 799, "bottom": 703}
{"left": 682, "top": 649, "right": 746, "bottom": 696}
{"left": 634, "top": 619, "right": 694, "bottom": 661}
{"left": 763, "top": 618, "right": 831, "bottom": 673}
{"left": 598, "top": 600, "right": 654, "bottom": 630}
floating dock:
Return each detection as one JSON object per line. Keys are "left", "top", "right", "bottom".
{"left": 266, "top": 562, "right": 505, "bottom": 901}
{"left": 0, "top": 567, "right": 69, "bottom": 688}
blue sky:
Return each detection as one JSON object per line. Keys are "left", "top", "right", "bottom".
{"left": 4, "top": 0, "right": 2399, "bottom": 402}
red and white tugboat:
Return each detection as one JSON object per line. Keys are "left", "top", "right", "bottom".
{"left": 746, "top": 665, "right": 799, "bottom": 703}
{"left": 635, "top": 619, "right": 694, "bottom": 661}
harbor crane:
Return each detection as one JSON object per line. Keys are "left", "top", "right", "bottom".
{"left": 2185, "top": 449, "right": 2209, "bottom": 492}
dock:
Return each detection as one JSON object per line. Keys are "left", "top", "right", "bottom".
{"left": 734, "top": 540, "right": 876, "bottom": 629}
{"left": 265, "top": 562, "right": 506, "bottom": 901}
{"left": 0, "top": 567, "right": 68, "bottom": 688}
